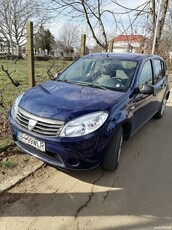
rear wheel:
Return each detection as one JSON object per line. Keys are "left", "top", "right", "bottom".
{"left": 103, "top": 126, "right": 123, "bottom": 171}
{"left": 154, "top": 97, "right": 167, "bottom": 119}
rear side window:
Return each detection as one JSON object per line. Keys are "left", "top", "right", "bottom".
{"left": 154, "top": 59, "right": 165, "bottom": 82}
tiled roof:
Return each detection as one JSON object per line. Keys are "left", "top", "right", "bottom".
{"left": 113, "top": 35, "right": 145, "bottom": 42}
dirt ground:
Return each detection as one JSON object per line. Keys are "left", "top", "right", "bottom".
{"left": 0, "top": 144, "right": 42, "bottom": 186}
{"left": 0, "top": 95, "right": 172, "bottom": 230}
{"left": 0, "top": 76, "right": 172, "bottom": 229}
{"left": 0, "top": 112, "right": 27, "bottom": 182}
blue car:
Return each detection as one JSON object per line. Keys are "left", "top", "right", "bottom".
{"left": 9, "top": 53, "right": 170, "bottom": 171}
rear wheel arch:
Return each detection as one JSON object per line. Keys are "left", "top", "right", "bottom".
{"left": 154, "top": 91, "right": 169, "bottom": 119}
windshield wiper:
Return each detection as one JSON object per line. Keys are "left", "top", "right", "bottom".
{"left": 75, "top": 82, "right": 106, "bottom": 90}
{"left": 56, "top": 79, "right": 107, "bottom": 90}
{"left": 56, "top": 79, "right": 79, "bottom": 85}
{"left": 88, "top": 83, "right": 107, "bottom": 90}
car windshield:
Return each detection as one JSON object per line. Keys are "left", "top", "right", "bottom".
{"left": 57, "top": 56, "right": 138, "bottom": 92}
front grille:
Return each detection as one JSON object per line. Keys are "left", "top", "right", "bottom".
{"left": 15, "top": 107, "right": 64, "bottom": 137}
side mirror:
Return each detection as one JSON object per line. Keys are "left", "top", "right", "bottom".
{"left": 139, "top": 84, "right": 154, "bottom": 95}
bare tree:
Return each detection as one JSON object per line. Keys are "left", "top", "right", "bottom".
{"left": 150, "top": 0, "right": 169, "bottom": 53}
{"left": 0, "top": 0, "right": 51, "bottom": 57}
{"left": 48, "top": 0, "right": 170, "bottom": 53}
{"left": 55, "top": 23, "right": 80, "bottom": 56}
{"left": 51, "top": 0, "right": 109, "bottom": 51}
{"left": 49, "top": 0, "right": 150, "bottom": 51}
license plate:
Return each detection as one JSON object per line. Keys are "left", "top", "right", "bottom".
{"left": 17, "top": 132, "right": 45, "bottom": 152}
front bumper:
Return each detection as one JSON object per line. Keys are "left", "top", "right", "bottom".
{"left": 9, "top": 112, "right": 110, "bottom": 170}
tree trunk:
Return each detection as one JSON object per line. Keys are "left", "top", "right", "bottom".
{"left": 152, "top": 0, "right": 169, "bottom": 53}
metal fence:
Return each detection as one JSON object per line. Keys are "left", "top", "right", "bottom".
{"left": 0, "top": 21, "right": 86, "bottom": 144}
{"left": 1, "top": 55, "right": 72, "bottom": 107}
{"left": 0, "top": 55, "right": 73, "bottom": 140}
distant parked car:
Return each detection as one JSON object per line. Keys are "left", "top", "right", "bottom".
{"left": 9, "top": 53, "right": 170, "bottom": 171}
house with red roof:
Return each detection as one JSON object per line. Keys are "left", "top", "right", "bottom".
{"left": 112, "top": 35, "right": 146, "bottom": 53}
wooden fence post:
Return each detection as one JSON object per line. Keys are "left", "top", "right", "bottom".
{"left": 26, "top": 21, "right": 35, "bottom": 87}
{"left": 108, "top": 40, "right": 114, "bottom": 52}
{"left": 80, "top": 34, "right": 86, "bottom": 57}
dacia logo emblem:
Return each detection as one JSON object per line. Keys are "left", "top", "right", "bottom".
{"left": 28, "top": 119, "right": 37, "bottom": 131}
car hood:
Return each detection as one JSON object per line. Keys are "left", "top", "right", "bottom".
{"left": 19, "top": 81, "right": 126, "bottom": 121}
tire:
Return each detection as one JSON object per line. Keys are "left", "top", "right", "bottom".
{"left": 103, "top": 126, "right": 123, "bottom": 171}
{"left": 154, "top": 97, "right": 167, "bottom": 119}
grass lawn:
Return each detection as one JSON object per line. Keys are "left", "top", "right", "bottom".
{"left": 0, "top": 58, "right": 72, "bottom": 112}
{"left": 0, "top": 58, "right": 72, "bottom": 147}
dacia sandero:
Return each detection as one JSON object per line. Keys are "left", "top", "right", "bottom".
{"left": 9, "top": 53, "right": 170, "bottom": 171}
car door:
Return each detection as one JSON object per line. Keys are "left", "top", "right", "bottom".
{"left": 130, "top": 59, "right": 156, "bottom": 133}
{"left": 152, "top": 58, "right": 167, "bottom": 111}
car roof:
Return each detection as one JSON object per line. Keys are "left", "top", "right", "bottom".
{"left": 84, "top": 53, "right": 163, "bottom": 62}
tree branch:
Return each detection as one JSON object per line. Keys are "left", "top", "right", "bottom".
{"left": 1, "top": 65, "right": 20, "bottom": 87}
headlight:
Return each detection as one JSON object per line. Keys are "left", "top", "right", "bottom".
{"left": 11, "top": 93, "right": 24, "bottom": 119}
{"left": 60, "top": 111, "right": 108, "bottom": 137}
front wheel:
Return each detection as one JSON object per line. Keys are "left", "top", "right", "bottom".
{"left": 103, "top": 126, "right": 123, "bottom": 171}
{"left": 154, "top": 97, "right": 167, "bottom": 119}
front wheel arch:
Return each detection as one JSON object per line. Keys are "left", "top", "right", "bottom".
{"left": 122, "top": 122, "right": 131, "bottom": 141}
{"left": 103, "top": 125, "right": 123, "bottom": 171}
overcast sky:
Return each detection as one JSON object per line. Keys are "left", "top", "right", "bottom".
{"left": 118, "top": 0, "right": 148, "bottom": 8}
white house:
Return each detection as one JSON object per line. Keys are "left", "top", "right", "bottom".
{"left": 112, "top": 35, "right": 146, "bottom": 53}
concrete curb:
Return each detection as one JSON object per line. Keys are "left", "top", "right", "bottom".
{"left": 0, "top": 161, "right": 44, "bottom": 194}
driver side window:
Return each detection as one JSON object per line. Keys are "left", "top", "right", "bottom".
{"left": 139, "top": 60, "right": 153, "bottom": 86}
